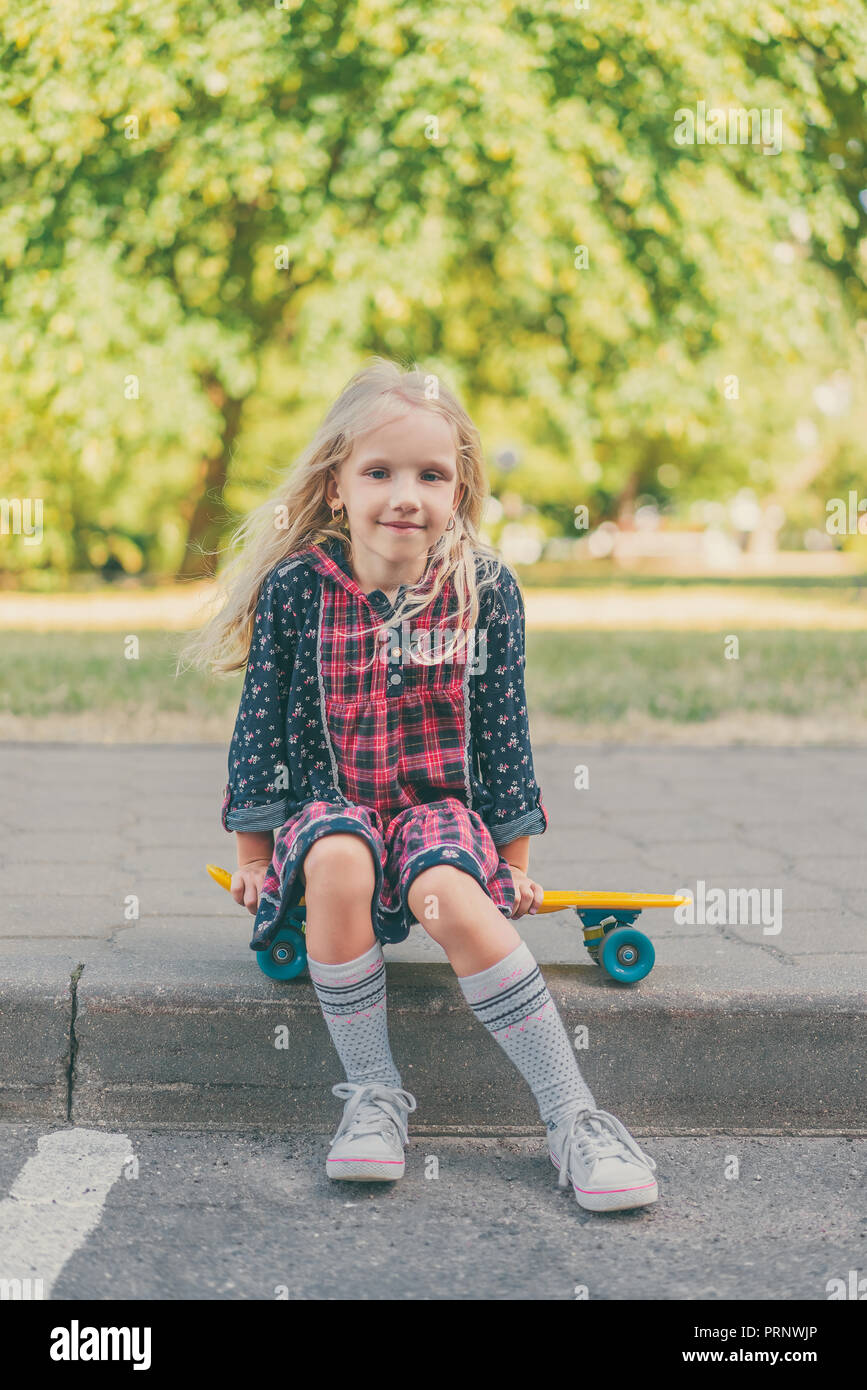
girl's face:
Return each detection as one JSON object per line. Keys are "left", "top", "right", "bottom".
{"left": 328, "top": 407, "right": 463, "bottom": 568}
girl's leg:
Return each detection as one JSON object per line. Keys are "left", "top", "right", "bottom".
{"left": 407, "top": 865, "right": 596, "bottom": 1130}
{"left": 302, "top": 834, "right": 402, "bottom": 1088}
{"left": 302, "top": 832, "right": 377, "bottom": 963}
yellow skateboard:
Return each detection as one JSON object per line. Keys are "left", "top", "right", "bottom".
{"left": 208, "top": 865, "right": 686, "bottom": 985}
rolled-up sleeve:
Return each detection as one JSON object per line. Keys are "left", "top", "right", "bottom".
{"left": 470, "top": 563, "right": 548, "bottom": 846}
{"left": 221, "top": 566, "right": 296, "bottom": 833}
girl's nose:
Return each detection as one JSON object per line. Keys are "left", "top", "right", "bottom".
{"left": 390, "top": 490, "right": 420, "bottom": 510}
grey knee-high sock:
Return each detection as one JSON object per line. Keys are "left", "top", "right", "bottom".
{"left": 458, "top": 940, "right": 596, "bottom": 1131}
{"left": 307, "top": 939, "right": 402, "bottom": 1089}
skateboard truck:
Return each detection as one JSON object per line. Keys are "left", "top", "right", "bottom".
{"left": 532, "top": 890, "right": 688, "bottom": 983}
{"left": 207, "top": 867, "right": 687, "bottom": 985}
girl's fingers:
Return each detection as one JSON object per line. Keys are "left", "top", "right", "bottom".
{"left": 244, "top": 876, "right": 259, "bottom": 913}
{"left": 513, "top": 886, "right": 532, "bottom": 918}
{"left": 530, "top": 882, "right": 544, "bottom": 914}
{"left": 229, "top": 870, "right": 261, "bottom": 914}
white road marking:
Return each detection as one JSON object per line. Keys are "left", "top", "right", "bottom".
{"left": 0, "top": 1128, "right": 131, "bottom": 1299}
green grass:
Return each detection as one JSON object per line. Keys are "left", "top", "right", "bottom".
{"left": 0, "top": 632, "right": 242, "bottom": 719}
{"left": 1, "top": 629, "right": 866, "bottom": 728}
{"left": 526, "top": 630, "right": 867, "bottom": 723}
{"left": 515, "top": 563, "right": 867, "bottom": 591}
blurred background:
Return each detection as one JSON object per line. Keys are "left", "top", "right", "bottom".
{"left": 1, "top": 0, "right": 865, "bottom": 744}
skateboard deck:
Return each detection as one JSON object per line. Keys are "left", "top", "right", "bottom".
{"left": 207, "top": 865, "right": 687, "bottom": 984}
{"left": 207, "top": 869, "right": 685, "bottom": 915}
{"left": 533, "top": 890, "right": 687, "bottom": 914}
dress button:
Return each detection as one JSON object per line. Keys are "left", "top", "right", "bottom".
{"left": 391, "top": 647, "right": 400, "bottom": 658}
{"left": 390, "top": 674, "right": 401, "bottom": 685}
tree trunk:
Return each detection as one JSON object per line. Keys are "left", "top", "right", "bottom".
{"left": 177, "top": 376, "right": 245, "bottom": 579}
{"left": 615, "top": 468, "right": 641, "bottom": 527}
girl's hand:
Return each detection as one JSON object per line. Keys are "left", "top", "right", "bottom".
{"left": 231, "top": 859, "right": 271, "bottom": 915}
{"left": 507, "top": 866, "right": 544, "bottom": 918}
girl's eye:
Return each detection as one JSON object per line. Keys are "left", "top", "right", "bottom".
{"left": 365, "top": 469, "right": 445, "bottom": 481}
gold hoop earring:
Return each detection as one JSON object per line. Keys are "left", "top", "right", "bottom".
{"left": 331, "top": 504, "right": 344, "bottom": 523}
{"left": 445, "top": 514, "right": 456, "bottom": 531}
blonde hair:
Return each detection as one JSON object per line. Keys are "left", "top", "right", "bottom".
{"left": 178, "top": 356, "right": 504, "bottom": 676}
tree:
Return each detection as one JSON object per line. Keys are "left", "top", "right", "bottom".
{"left": 1, "top": 0, "right": 865, "bottom": 581}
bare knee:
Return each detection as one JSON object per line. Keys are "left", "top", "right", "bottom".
{"left": 301, "top": 834, "right": 376, "bottom": 895}
{"left": 407, "top": 864, "right": 474, "bottom": 930}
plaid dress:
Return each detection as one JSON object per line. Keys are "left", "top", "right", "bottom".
{"left": 221, "top": 537, "right": 548, "bottom": 950}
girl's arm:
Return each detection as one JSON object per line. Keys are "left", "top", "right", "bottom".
{"left": 231, "top": 829, "right": 275, "bottom": 914}
{"left": 236, "top": 829, "right": 275, "bottom": 866}
{"left": 222, "top": 564, "right": 297, "bottom": 914}
{"left": 221, "top": 566, "right": 297, "bottom": 836}
{"left": 498, "top": 834, "right": 529, "bottom": 874}
{"left": 469, "top": 566, "right": 547, "bottom": 919}
{"left": 470, "top": 563, "right": 548, "bottom": 846}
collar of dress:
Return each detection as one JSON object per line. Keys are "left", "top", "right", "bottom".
{"left": 299, "top": 536, "right": 434, "bottom": 613}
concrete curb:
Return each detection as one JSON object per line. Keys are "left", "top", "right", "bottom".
{"left": 3, "top": 959, "right": 864, "bottom": 1134}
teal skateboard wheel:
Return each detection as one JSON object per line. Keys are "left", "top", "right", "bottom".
{"left": 256, "top": 923, "right": 307, "bottom": 980}
{"left": 600, "top": 926, "right": 654, "bottom": 984}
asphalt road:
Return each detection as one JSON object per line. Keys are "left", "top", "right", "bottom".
{"left": 1, "top": 1124, "right": 863, "bottom": 1302}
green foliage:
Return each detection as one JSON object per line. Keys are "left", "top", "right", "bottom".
{"left": 1, "top": 0, "right": 866, "bottom": 580}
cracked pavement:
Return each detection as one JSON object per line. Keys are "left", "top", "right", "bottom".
{"left": 1, "top": 742, "right": 861, "bottom": 977}
{"left": 0, "top": 743, "right": 864, "bottom": 1131}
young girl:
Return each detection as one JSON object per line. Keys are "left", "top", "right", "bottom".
{"left": 183, "top": 357, "right": 658, "bottom": 1214}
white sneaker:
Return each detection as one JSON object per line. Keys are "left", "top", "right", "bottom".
{"left": 548, "top": 1106, "right": 658, "bottom": 1212}
{"left": 326, "top": 1081, "right": 417, "bottom": 1181}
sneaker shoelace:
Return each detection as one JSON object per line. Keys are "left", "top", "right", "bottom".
{"left": 330, "top": 1082, "right": 418, "bottom": 1149}
{"left": 554, "top": 1107, "right": 657, "bottom": 1190}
